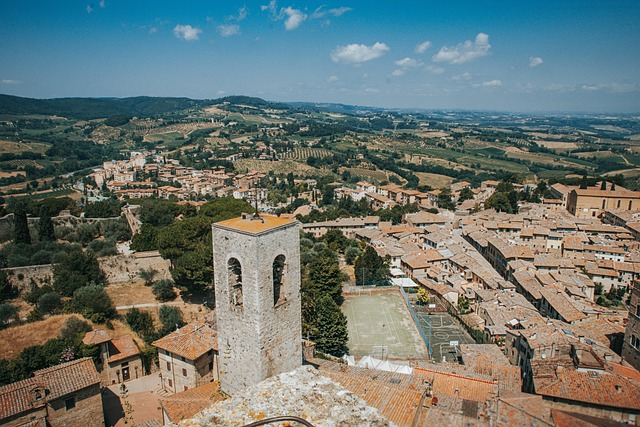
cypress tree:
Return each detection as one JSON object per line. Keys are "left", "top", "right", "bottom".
{"left": 37, "top": 213, "right": 56, "bottom": 242}
{"left": 13, "top": 206, "right": 31, "bottom": 245}
{"left": 313, "top": 296, "right": 348, "bottom": 357}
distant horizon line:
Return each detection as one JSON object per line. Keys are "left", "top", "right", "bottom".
{"left": 1, "top": 92, "right": 639, "bottom": 117}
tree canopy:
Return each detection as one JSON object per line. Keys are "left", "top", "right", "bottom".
{"left": 354, "top": 246, "right": 389, "bottom": 286}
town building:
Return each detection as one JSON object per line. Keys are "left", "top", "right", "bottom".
{"left": 152, "top": 320, "right": 219, "bottom": 394}
{"left": 567, "top": 183, "right": 640, "bottom": 218}
{"left": 82, "top": 330, "right": 143, "bottom": 385}
{"left": 0, "top": 358, "right": 103, "bottom": 427}
{"left": 622, "top": 280, "right": 640, "bottom": 371}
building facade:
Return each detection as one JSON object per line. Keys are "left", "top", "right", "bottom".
{"left": 0, "top": 358, "right": 104, "bottom": 427}
{"left": 622, "top": 280, "right": 640, "bottom": 371}
{"left": 152, "top": 321, "right": 219, "bottom": 394}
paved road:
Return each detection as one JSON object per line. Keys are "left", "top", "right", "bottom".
{"left": 115, "top": 301, "right": 183, "bottom": 310}
{"left": 103, "top": 374, "right": 163, "bottom": 427}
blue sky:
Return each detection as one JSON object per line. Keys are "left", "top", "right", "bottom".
{"left": 1, "top": 1, "right": 639, "bottom": 112}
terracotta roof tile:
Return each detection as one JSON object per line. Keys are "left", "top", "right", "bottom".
{"left": 312, "top": 358, "right": 423, "bottom": 427}
{"left": 82, "top": 329, "right": 111, "bottom": 345}
{"left": 34, "top": 357, "right": 101, "bottom": 401}
{"left": 533, "top": 366, "right": 640, "bottom": 410}
{"left": 108, "top": 335, "right": 141, "bottom": 363}
{"left": 152, "top": 321, "right": 217, "bottom": 360}
{"left": 0, "top": 377, "right": 42, "bottom": 420}
{"left": 160, "top": 381, "right": 225, "bottom": 423}
{"left": 1, "top": 358, "right": 101, "bottom": 421}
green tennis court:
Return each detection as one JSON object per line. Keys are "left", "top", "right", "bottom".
{"left": 341, "top": 291, "right": 429, "bottom": 360}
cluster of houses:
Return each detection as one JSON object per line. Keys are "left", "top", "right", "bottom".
{"left": 88, "top": 151, "right": 273, "bottom": 202}
{"left": 3, "top": 176, "right": 640, "bottom": 426}
{"left": 334, "top": 180, "right": 502, "bottom": 211}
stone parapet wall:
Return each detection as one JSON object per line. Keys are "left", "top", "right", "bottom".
{"left": 3, "top": 254, "right": 171, "bottom": 291}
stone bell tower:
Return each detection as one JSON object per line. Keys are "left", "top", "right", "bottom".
{"left": 212, "top": 213, "right": 301, "bottom": 395}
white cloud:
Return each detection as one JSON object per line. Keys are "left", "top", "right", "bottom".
{"left": 472, "top": 79, "right": 502, "bottom": 88}
{"left": 329, "top": 7, "right": 352, "bottom": 16}
{"left": 282, "top": 7, "right": 307, "bottom": 30}
{"left": 263, "top": 2, "right": 307, "bottom": 30}
{"left": 364, "top": 87, "right": 379, "bottom": 93}
{"left": 426, "top": 65, "right": 444, "bottom": 74}
{"left": 86, "top": 4, "right": 93, "bottom": 13}
{"left": 432, "top": 33, "right": 491, "bottom": 64}
{"left": 391, "top": 57, "right": 424, "bottom": 77}
{"left": 331, "top": 42, "right": 390, "bottom": 65}
{"left": 148, "top": 26, "right": 157, "bottom": 34}
{"left": 99, "top": 0, "right": 105, "bottom": 8}
{"left": 262, "top": 0, "right": 277, "bottom": 14}
{"left": 229, "top": 6, "right": 248, "bottom": 22}
{"left": 173, "top": 24, "right": 201, "bottom": 41}
{"left": 394, "top": 57, "right": 422, "bottom": 68}
{"left": 415, "top": 40, "right": 432, "bottom": 54}
{"left": 452, "top": 72, "right": 472, "bottom": 81}
{"left": 217, "top": 24, "right": 240, "bottom": 37}
{"left": 327, "top": 75, "right": 339, "bottom": 83}
{"left": 1, "top": 79, "right": 21, "bottom": 84}
{"left": 529, "top": 56, "right": 543, "bottom": 68}
{"left": 311, "top": 6, "right": 352, "bottom": 19}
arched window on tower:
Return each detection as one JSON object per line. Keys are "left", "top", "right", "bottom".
{"left": 602, "top": 199, "right": 606, "bottom": 209}
{"left": 228, "top": 258, "right": 243, "bottom": 308}
{"left": 630, "top": 200, "right": 633, "bottom": 210}
{"left": 273, "top": 255, "right": 286, "bottom": 306}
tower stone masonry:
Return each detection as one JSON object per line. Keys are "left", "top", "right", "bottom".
{"left": 212, "top": 214, "right": 302, "bottom": 395}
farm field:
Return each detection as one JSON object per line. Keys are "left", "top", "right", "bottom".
{"left": 340, "top": 167, "right": 390, "bottom": 183}
{"left": 234, "top": 158, "right": 335, "bottom": 177}
{"left": 281, "top": 147, "right": 333, "bottom": 161}
{"left": 412, "top": 171, "right": 455, "bottom": 189}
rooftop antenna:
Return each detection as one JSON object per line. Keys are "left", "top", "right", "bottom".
{"left": 252, "top": 182, "right": 262, "bottom": 220}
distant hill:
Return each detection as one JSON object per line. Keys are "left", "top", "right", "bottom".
{"left": 215, "top": 95, "right": 290, "bottom": 110}
{"left": 287, "top": 101, "right": 384, "bottom": 115}
{"left": 0, "top": 94, "right": 208, "bottom": 120}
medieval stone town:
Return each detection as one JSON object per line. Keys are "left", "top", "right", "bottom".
{"left": 1, "top": 167, "right": 640, "bottom": 426}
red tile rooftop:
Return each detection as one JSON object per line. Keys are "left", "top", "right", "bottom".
{"left": 152, "top": 321, "right": 217, "bottom": 360}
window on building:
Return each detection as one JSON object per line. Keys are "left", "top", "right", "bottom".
{"left": 184, "top": 386, "right": 189, "bottom": 391}
{"left": 602, "top": 199, "right": 606, "bottom": 209}
{"left": 273, "top": 254, "right": 286, "bottom": 306}
{"left": 166, "top": 361, "right": 171, "bottom": 371}
{"left": 630, "top": 200, "right": 633, "bottom": 210}
{"left": 182, "top": 368, "right": 187, "bottom": 377}
{"left": 617, "top": 200, "right": 621, "bottom": 208}
{"left": 65, "top": 396, "right": 76, "bottom": 410}
{"left": 228, "top": 258, "right": 243, "bottom": 307}
{"left": 168, "top": 379, "right": 172, "bottom": 387}
{"left": 181, "top": 357, "right": 185, "bottom": 362}
{"left": 631, "top": 335, "right": 639, "bottom": 350}
{"left": 636, "top": 305, "right": 640, "bottom": 317}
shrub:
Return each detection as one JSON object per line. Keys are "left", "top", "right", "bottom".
{"left": 59, "top": 316, "right": 92, "bottom": 344}
{"left": 72, "top": 285, "right": 115, "bottom": 321}
{"left": 37, "top": 292, "right": 63, "bottom": 314}
{"left": 125, "top": 308, "right": 154, "bottom": 337}
{"left": 152, "top": 280, "right": 177, "bottom": 302}
{"left": 158, "top": 305, "right": 184, "bottom": 337}
{"left": 0, "top": 303, "right": 19, "bottom": 327}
